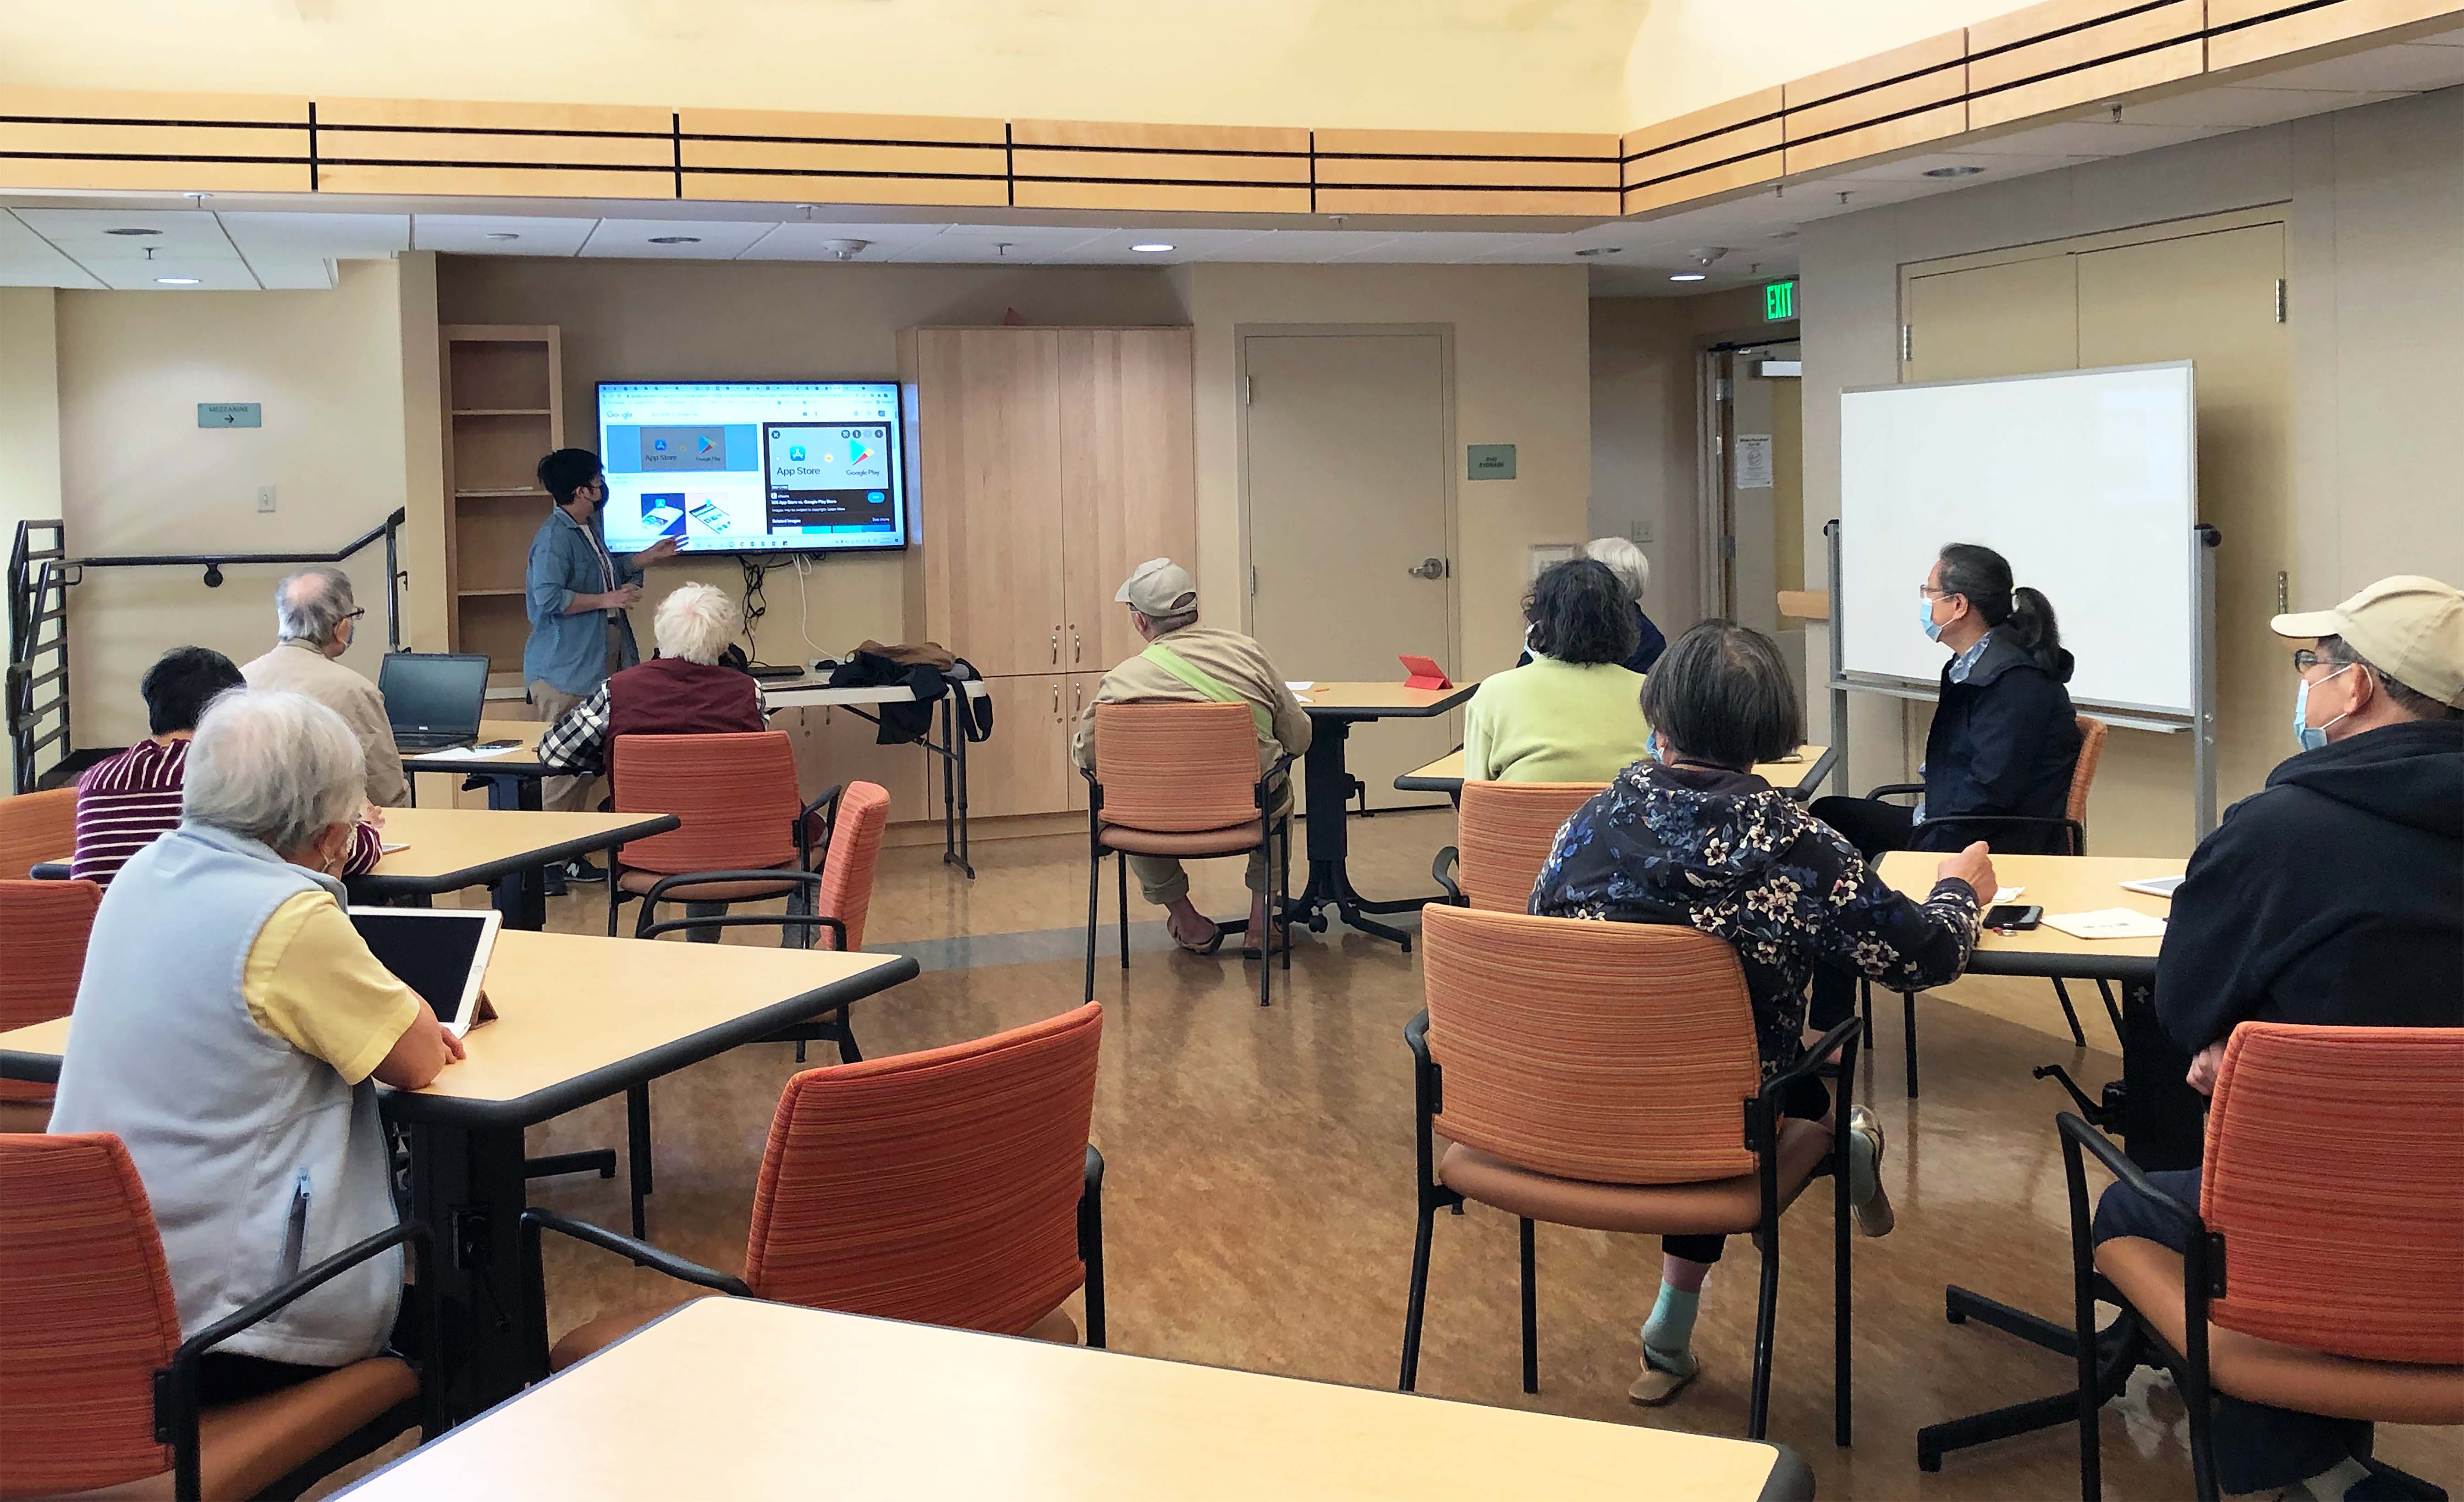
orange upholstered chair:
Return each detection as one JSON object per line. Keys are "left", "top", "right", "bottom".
{"left": 619, "top": 781, "right": 895, "bottom": 1238}
{"left": 604, "top": 730, "right": 826, "bottom": 938}
{"left": 0, "top": 878, "right": 97, "bottom": 1133}
{"left": 1436, "top": 780, "right": 1603, "bottom": 912}
{"left": 529, "top": 1003, "right": 1109, "bottom": 1370}
{"left": 0, "top": 1133, "right": 427, "bottom": 1502}
{"left": 1082, "top": 701, "right": 1292, "bottom": 1007}
{"left": 1400, "top": 906, "right": 1862, "bottom": 1444}
{"left": 2060, "top": 1024, "right": 2464, "bottom": 1501}
{"left": 0, "top": 786, "right": 76, "bottom": 880}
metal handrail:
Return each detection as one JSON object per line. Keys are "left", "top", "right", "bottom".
{"left": 72, "top": 507, "right": 407, "bottom": 653}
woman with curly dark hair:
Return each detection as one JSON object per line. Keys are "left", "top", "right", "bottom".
{"left": 1459, "top": 558, "right": 1651, "bottom": 782}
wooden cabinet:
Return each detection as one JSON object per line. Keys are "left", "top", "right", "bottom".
{"left": 778, "top": 702, "right": 931, "bottom": 823}
{"left": 900, "top": 326, "right": 1195, "bottom": 817}
{"left": 440, "top": 325, "right": 563, "bottom": 689}
{"left": 1066, "top": 671, "right": 1104, "bottom": 813}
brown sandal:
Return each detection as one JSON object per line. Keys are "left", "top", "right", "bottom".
{"left": 1170, "top": 916, "right": 1224, "bottom": 955}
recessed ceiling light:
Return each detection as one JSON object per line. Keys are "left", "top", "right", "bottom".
{"left": 1668, "top": 272, "right": 1708, "bottom": 282}
{"left": 1130, "top": 243, "right": 1174, "bottom": 253}
{"left": 647, "top": 235, "right": 701, "bottom": 245}
{"left": 107, "top": 227, "right": 164, "bottom": 237}
{"left": 154, "top": 276, "right": 201, "bottom": 286}
{"left": 1573, "top": 247, "right": 1621, "bottom": 258}
{"left": 484, "top": 232, "right": 520, "bottom": 242}
{"left": 1923, "top": 165, "right": 1986, "bottom": 178}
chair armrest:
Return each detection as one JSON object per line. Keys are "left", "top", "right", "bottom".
{"left": 2055, "top": 1113, "right": 2200, "bottom": 1241}
{"left": 638, "top": 868, "right": 820, "bottom": 907}
{"left": 1914, "top": 813, "right": 2086, "bottom": 856}
{"left": 2058, "top": 1112, "right": 2220, "bottom": 1368}
{"left": 640, "top": 910, "right": 847, "bottom": 948}
{"left": 1403, "top": 1010, "right": 1453, "bottom": 1210}
{"left": 1747, "top": 1015, "right": 1864, "bottom": 1154}
{"left": 519, "top": 1208, "right": 751, "bottom": 1298}
{"left": 1430, "top": 845, "right": 1461, "bottom": 905}
{"left": 157, "top": 1221, "right": 431, "bottom": 1497}
{"left": 1256, "top": 751, "right": 1298, "bottom": 808}
{"left": 1865, "top": 782, "right": 1925, "bottom": 803}
{"left": 795, "top": 783, "right": 845, "bottom": 867}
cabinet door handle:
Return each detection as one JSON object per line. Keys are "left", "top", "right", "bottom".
{"left": 1052, "top": 684, "right": 1062, "bottom": 719}
{"left": 1073, "top": 681, "right": 1084, "bottom": 714}
{"left": 1050, "top": 629, "right": 1060, "bottom": 665}
{"left": 1072, "top": 627, "right": 1081, "bottom": 665}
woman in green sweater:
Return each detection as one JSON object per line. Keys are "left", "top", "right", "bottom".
{"left": 1462, "top": 558, "right": 1652, "bottom": 783}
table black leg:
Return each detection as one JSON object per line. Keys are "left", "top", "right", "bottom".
{"left": 1287, "top": 719, "right": 1426, "bottom": 952}
{"left": 940, "top": 694, "right": 975, "bottom": 879}
{"left": 1915, "top": 972, "right": 2200, "bottom": 1472}
{"left": 470, "top": 770, "right": 550, "bottom": 927}
{"left": 404, "top": 1118, "right": 536, "bottom": 1425}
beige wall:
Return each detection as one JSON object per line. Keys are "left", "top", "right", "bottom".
{"left": 1587, "top": 287, "right": 1768, "bottom": 633}
{"left": 0, "top": 288, "right": 64, "bottom": 792}
{"left": 6, "top": 0, "right": 1648, "bottom": 133}
{"left": 1797, "top": 85, "right": 2464, "bottom": 825}
{"left": 1171, "top": 262, "right": 1593, "bottom": 684}
{"left": 52, "top": 260, "right": 422, "bottom": 750}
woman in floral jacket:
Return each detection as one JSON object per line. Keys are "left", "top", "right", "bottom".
{"left": 1531, "top": 618, "right": 1995, "bottom": 1407}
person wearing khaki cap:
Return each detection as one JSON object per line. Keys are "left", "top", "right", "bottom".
{"left": 2085, "top": 575, "right": 2464, "bottom": 1502}
{"left": 1073, "top": 558, "right": 1312, "bottom": 958}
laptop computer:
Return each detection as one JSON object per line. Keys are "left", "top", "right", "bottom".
{"left": 380, "top": 652, "right": 491, "bottom": 750}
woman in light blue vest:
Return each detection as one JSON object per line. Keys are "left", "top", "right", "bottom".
{"left": 49, "top": 689, "right": 464, "bottom": 1404}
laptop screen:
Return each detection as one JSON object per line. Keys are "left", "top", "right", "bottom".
{"left": 378, "top": 653, "right": 489, "bottom": 737}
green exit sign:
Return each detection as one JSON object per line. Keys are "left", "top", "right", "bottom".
{"left": 1763, "top": 279, "right": 1798, "bottom": 321}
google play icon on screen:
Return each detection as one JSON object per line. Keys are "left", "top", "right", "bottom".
{"left": 597, "top": 381, "right": 906, "bottom": 555}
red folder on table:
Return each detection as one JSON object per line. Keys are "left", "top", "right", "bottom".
{"left": 1398, "top": 655, "right": 1452, "bottom": 690}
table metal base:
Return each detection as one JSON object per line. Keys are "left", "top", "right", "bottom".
{"left": 403, "top": 1119, "right": 537, "bottom": 1425}
{"left": 1290, "top": 718, "right": 1432, "bottom": 953}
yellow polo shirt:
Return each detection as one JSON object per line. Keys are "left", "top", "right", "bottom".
{"left": 240, "top": 892, "right": 423, "bottom": 1085}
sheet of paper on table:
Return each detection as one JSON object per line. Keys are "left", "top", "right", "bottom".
{"left": 412, "top": 744, "right": 523, "bottom": 761}
{"left": 1285, "top": 681, "right": 1315, "bottom": 690}
{"left": 1993, "top": 886, "right": 2024, "bottom": 903}
{"left": 2045, "top": 907, "right": 2168, "bottom": 940}
{"left": 380, "top": 842, "right": 409, "bottom": 853}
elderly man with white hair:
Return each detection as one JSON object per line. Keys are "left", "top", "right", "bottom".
{"left": 49, "top": 689, "right": 462, "bottom": 1405}
{"left": 536, "top": 581, "right": 765, "bottom": 782}
{"left": 241, "top": 564, "right": 408, "bottom": 807}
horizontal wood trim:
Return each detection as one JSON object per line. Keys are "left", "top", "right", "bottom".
{"left": 1313, "top": 127, "right": 1620, "bottom": 160}
{"left": 680, "top": 171, "right": 1010, "bottom": 207}
{"left": 1011, "top": 119, "right": 1310, "bottom": 154}
{"left": 2207, "top": 0, "right": 2464, "bottom": 69}
{"left": 319, "top": 126, "right": 671, "bottom": 169}
{"left": 1011, "top": 146, "right": 1312, "bottom": 186}
{"left": 1968, "top": 0, "right": 2201, "bottom": 56}
{"left": 0, "top": 87, "right": 310, "bottom": 125}
{"left": 1971, "top": 38, "right": 2206, "bottom": 127}
{"left": 679, "top": 138, "right": 1004, "bottom": 179}
{"left": 0, "top": 121, "right": 306, "bottom": 160}
{"left": 316, "top": 163, "right": 672, "bottom": 197}
{"left": 1621, "top": 152, "right": 1782, "bottom": 214}
{"left": 315, "top": 97, "right": 672, "bottom": 135}
{"left": 678, "top": 108, "right": 1006, "bottom": 146}
{"left": 1784, "top": 31, "right": 1969, "bottom": 159}
{"left": 1313, "top": 185, "right": 1622, "bottom": 216}
{"left": 1011, "top": 180, "right": 1311, "bottom": 213}
{"left": 1785, "top": 101, "right": 1969, "bottom": 173}
{"left": 1622, "top": 89, "right": 1783, "bottom": 159}
{"left": 1312, "top": 154, "right": 1616, "bottom": 189}
{"left": 0, "top": 156, "right": 311, "bottom": 193}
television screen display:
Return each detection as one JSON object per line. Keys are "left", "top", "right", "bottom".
{"left": 596, "top": 381, "right": 906, "bottom": 556}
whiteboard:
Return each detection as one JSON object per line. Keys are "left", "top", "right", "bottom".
{"left": 1838, "top": 362, "right": 2197, "bottom": 718}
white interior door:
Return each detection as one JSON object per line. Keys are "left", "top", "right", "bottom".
{"left": 1242, "top": 332, "right": 1455, "bottom": 808}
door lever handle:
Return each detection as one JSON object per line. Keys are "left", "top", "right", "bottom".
{"left": 1407, "top": 558, "right": 1447, "bottom": 580}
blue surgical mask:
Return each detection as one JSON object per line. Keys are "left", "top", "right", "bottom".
{"left": 2292, "top": 664, "right": 2353, "bottom": 752}
{"left": 1645, "top": 729, "right": 1661, "bottom": 763}
{"left": 1919, "top": 595, "right": 1944, "bottom": 642}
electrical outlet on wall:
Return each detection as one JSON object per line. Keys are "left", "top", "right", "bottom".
{"left": 1630, "top": 520, "right": 1653, "bottom": 544}
{"left": 256, "top": 485, "right": 277, "bottom": 514}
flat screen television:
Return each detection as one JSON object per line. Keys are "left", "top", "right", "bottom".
{"left": 596, "top": 381, "right": 907, "bottom": 557}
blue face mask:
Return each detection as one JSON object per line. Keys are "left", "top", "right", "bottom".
{"left": 1644, "top": 729, "right": 1661, "bottom": 763}
{"left": 1919, "top": 594, "right": 1944, "bottom": 642}
{"left": 2292, "top": 665, "right": 2353, "bottom": 752}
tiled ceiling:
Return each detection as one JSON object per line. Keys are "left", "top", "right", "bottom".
{"left": 2, "top": 24, "right": 2457, "bottom": 300}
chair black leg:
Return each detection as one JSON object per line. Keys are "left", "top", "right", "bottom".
{"left": 1258, "top": 835, "right": 1273, "bottom": 1009}
{"left": 1399, "top": 1199, "right": 1438, "bottom": 1392}
{"left": 2096, "top": 979, "right": 2124, "bottom": 1038}
{"left": 1116, "top": 846, "right": 1130, "bottom": 971}
{"left": 2049, "top": 978, "right": 2088, "bottom": 1047}
{"left": 1078, "top": 1153, "right": 1106, "bottom": 1352}
{"left": 1860, "top": 979, "right": 1873, "bottom": 1047}
{"left": 1900, "top": 992, "right": 1922, "bottom": 1097}
{"left": 1278, "top": 821, "right": 1292, "bottom": 974}
{"left": 1518, "top": 1217, "right": 1539, "bottom": 1394}
{"left": 1836, "top": 1145, "right": 1853, "bottom": 1449}
{"left": 626, "top": 1082, "right": 652, "bottom": 1239}
{"left": 1084, "top": 851, "right": 1100, "bottom": 1002}
{"left": 1749, "top": 1221, "right": 1783, "bottom": 1441}
{"left": 2184, "top": 1370, "right": 2222, "bottom": 1502}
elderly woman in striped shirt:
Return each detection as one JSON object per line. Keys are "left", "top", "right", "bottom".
{"left": 71, "top": 647, "right": 380, "bottom": 887}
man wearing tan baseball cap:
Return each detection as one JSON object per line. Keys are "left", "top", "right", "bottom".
{"left": 2087, "top": 575, "right": 2463, "bottom": 1502}
{"left": 1073, "top": 558, "right": 1312, "bottom": 959}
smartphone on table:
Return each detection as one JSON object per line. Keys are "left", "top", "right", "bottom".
{"left": 1983, "top": 904, "right": 2044, "bottom": 931}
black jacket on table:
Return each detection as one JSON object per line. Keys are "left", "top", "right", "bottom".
{"left": 1532, "top": 759, "right": 1983, "bottom": 1077}
{"left": 1916, "top": 633, "right": 2083, "bottom": 853}
{"left": 2156, "top": 718, "right": 2464, "bottom": 1053}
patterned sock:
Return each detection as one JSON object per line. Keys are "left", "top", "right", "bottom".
{"left": 1640, "top": 1282, "right": 1701, "bottom": 1375}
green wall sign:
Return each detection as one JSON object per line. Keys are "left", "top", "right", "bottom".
{"left": 1763, "top": 280, "right": 1798, "bottom": 322}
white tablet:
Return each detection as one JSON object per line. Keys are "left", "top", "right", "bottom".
{"left": 347, "top": 907, "right": 500, "bottom": 1038}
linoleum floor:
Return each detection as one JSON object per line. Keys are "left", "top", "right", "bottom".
{"left": 336, "top": 807, "right": 2461, "bottom": 1500}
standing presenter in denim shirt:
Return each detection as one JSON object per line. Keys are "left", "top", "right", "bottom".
{"left": 524, "top": 448, "right": 680, "bottom": 875}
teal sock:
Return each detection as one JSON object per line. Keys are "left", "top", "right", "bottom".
{"left": 1640, "top": 1282, "right": 1700, "bottom": 1374}
{"left": 1850, "top": 1125, "right": 1880, "bottom": 1208}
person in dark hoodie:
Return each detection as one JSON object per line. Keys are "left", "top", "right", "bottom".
{"left": 2088, "top": 575, "right": 2464, "bottom": 1502}
{"left": 1532, "top": 618, "right": 1992, "bottom": 1408}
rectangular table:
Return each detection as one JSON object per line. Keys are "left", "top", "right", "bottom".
{"left": 0, "top": 929, "right": 918, "bottom": 1425}
{"left": 338, "top": 1296, "right": 1814, "bottom": 1502}
{"left": 1877, "top": 851, "right": 2196, "bottom": 1475}
{"left": 759, "top": 673, "right": 990, "bottom": 878}
{"left": 1288, "top": 681, "right": 1479, "bottom": 950}
{"left": 352, "top": 807, "right": 679, "bottom": 930}
{"left": 400, "top": 720, "right": 550, "bottom": 811}
{"left": 1395, "top": 743, "right": 1837, "bottom": 801}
